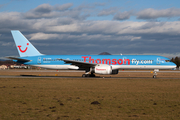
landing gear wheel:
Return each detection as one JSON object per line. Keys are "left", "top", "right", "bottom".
{"left": 82, "top": 74, "right": 95, "bottom": 77}
{"left": 153, "top": 70, "right": 157, "bottom": 79}
{"left": 82, "top": 74, "right": 86, "bottom": 77}
{"left": 86, "top": 74, "right": 90, "bottom": 77}
{"left": 90, "top": 74, "right": 95, "bottom": 77}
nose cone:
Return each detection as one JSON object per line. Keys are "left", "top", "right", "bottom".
{"left": 171, "top": 62, "right": 177, "bottom": 68}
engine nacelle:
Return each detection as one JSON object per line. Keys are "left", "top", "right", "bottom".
{"left": 92, "top": 64, "right": 118, "bottom": 75}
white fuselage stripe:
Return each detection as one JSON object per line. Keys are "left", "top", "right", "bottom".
{"left": 33, "top": 65, "right": 175, "bottom": 70}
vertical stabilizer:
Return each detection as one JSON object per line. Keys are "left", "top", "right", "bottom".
{"left": 11, "top": 30, "right": 42, "bottom": 57}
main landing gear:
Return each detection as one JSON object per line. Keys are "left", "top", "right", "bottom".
{"left": 82, "top": 68, "right": 96, "bottom": 77}
{"left": 82, "top": 70, "right": 96, "bottom": 77}
{"left": 82, "top": 73, "right": 96, "bottom": 77}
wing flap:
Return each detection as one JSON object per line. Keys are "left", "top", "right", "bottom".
{"left": 58, "top": 58, "right": 97, "bottom": 68}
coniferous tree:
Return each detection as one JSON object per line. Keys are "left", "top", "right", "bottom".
{"left": 171, "top": 57, "right": 180, "bottom": 68}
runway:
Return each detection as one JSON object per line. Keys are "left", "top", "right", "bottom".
{"left": 1, "top": 69, "right": 180, "bottom": 73}
{"left": 0, "top": 75, "right": 180, "bottom": 79}
{"left": 0, "top": 75, "right": 82, "bottom": 78}
{"left": 0, "top": 69, "right": 180, "bottom": 79}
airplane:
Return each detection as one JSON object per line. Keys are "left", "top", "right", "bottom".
{"left": 7, "top": 30, "right": 176, "bottom": 78}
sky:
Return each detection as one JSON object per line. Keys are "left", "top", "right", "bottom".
{"left": 1, "top": 0, "right": 180, "bottom": 59}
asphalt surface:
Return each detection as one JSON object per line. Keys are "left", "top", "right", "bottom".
{"left": 0, "top": 69, "right": 180, "bottom": 79}
{"left": 1, "top": 69, "right": 180, "bottom": 73}
{"left": 0, "top": 74, "right": 180, "bottom": 79}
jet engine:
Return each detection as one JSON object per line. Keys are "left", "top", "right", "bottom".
{"left": 91, "top": 64, "right": 118, "bottom": 75}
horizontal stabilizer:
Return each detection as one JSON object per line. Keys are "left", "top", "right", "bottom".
{"left": 6, "top": 57, "right": 31, "bottom": 62}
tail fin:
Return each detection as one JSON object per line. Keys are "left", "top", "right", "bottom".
{"left": 11, "top": 30, "right": 42, "bottom": 57}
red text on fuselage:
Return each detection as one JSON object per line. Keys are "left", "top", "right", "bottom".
{"left": 82, "top": 56, "right": 130, "bottom": 65}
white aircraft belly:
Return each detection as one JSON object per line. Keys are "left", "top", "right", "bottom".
{"left": 34, "top": 64, "right": 175, "bottom": 70}
{"left": 33, "top": 65, "right": 79, "bottom": 70}
{"left": 112, "top": 65, "right": 175, "bottom": 70}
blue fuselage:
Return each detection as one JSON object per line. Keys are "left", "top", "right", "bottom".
{"left": 15, "top": 55, "right": 176, "bottom": 70}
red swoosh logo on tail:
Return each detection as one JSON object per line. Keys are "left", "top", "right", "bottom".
{"left": 17, "top": 43, "right": 29, "bottom": 53}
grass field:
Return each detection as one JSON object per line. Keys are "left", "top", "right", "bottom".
{"left": 0, "top": 70, "right": 180, "bottom": 119}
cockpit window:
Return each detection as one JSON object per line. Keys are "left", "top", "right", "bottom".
{"left": 165, "top": 60, "right": 171, "bottom": 62}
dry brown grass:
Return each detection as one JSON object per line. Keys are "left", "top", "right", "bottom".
{"left": 0, "top": 71, "right": 180, "bottom": 119}
{"left": 0, "top": 70, "right": 180, "bottom": 119}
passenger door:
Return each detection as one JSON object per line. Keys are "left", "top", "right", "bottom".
{"left": 37, "top": 57, "right": 41, "bottom": 64}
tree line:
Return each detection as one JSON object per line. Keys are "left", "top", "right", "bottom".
{"left": 0, "top": 60, "right": 20, "bottom": 66}
{"left": 171, "top": 57, "right": 180, "bottom": 68}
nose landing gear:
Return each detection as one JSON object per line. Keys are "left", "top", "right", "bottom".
{"left": 152, "top": 69, "right": 159, "bottom": 78}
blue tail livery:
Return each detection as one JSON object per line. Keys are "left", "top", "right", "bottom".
{"left": 11, "top": 30, "right": 42, "bottom": 57}
{"left": 7, "top": 30, "right": 176, "bottom": 78}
